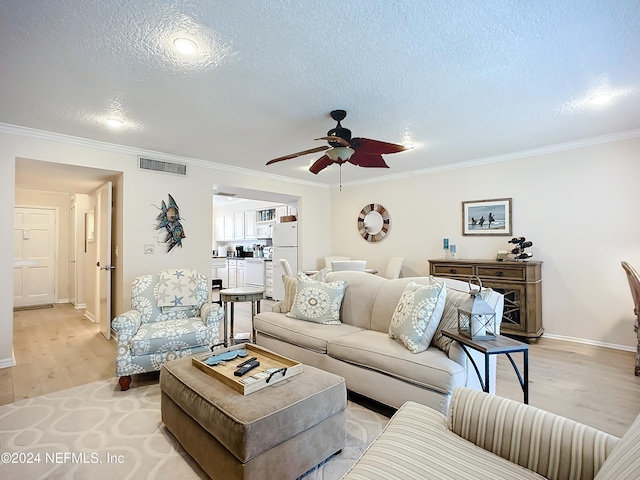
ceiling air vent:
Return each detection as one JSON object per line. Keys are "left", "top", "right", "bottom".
{"left": 138, "top": 157, "right": 187, "bottom": 176}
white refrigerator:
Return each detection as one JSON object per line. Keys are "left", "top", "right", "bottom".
{"left": 272, "top": 221, "right": 298, "bottom": 301}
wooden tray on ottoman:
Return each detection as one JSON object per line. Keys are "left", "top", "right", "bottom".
{"left": 192, "top": 343, "right": 303, "bottom": 395}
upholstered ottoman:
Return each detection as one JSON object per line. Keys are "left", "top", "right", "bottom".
{"left": 160, "top": 355, "right": 346, "bottom": 480}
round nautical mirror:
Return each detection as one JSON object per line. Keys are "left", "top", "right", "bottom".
{"left": 358, "top": 204, "right": 390, "bottom": 242}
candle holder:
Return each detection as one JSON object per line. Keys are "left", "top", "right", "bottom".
{"left": 457, "top": 276, "right": 497, "bottom": 340}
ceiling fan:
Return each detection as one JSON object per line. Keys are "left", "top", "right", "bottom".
{"left": 266, "top": 110, "right": 409, "bottom": 175}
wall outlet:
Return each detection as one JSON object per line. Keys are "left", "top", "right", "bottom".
{"left": 144, "top": 244, "right": 155, "bottom": 254}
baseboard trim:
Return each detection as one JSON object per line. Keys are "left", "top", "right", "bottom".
{"left": 84, "top": 312, "right": 96, "bottom": 323}
{"left": 0, "top": 354, "right": 16, "bottom": 369}
{"left": 74, "top": 303, "right": 87, "bottom": 310}
{"left": 543, "top": 333, "right": 635, "bottom": 352}
{"left": 56, "top": 298, "right": 69, "bottom": 304}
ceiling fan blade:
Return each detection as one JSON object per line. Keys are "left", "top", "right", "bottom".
{"left": 350, "top": 138, "right": 408, "bottom": 155}
{"left": 314, "top": 136, "right": 350, "bottom": 147}
{"left": 348, "top": 151, "right": 390, "bottom": 169}
{"left": 266, "top": 145, "right": 329, "bottom": 165}
{"left": 309, "top": 155, "right": 334, "bottom": 174}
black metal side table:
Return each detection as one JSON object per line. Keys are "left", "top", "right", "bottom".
{"left": 442, "top": 328, "right": 529, "bottom": 404}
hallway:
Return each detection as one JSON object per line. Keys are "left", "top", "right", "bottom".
{"left": 1, "top": 304, "right": 115, "bottom": 405}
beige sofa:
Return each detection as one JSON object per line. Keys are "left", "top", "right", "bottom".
{"left": 342, "top": 386, "right": 640, "bottom": 480}
{"left": 254, "top": 271, "right": 504, "bottom": 414}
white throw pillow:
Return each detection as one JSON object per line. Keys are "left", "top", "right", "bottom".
{"left": 286, "top": 274, "right": 347, "bottom": 324}
{"left": 389, "top": 280, "right": 447, "bottom": 353}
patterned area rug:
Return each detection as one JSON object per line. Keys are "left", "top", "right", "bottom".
{"left": 0, "top": 378, "right": 388, "bottom": 479}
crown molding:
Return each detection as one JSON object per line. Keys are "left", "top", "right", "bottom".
{"left": 0, "top": 123, "right": 329, "bottom": 190}
{"left": 337, "top": 128, "right": 640, "bottom": 189}
{"left": 3, "top": 122, "right": 638, "bottom": 192}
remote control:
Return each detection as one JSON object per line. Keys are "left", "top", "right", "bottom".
{"left": 237, "top": 356, "right": 258, "bottom": 368}
{"left": 234, "top": 360, "right": 260, "bottom": 376}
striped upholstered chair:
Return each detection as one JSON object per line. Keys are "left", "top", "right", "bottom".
{"left": 343, "top": 387, "right": 640, "bottom": 479}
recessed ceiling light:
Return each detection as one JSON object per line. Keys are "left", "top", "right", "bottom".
{"left": 106, "top": 118, "right": 124, "bottom": 128}
{"left": 173, "top": 38, "right": 198, "bottom": 55}
{"left": 588, "top": 92, "right": 613, "bottom": 105}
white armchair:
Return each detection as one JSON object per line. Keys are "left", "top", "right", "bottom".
{"left": 112, "top": 269, "right": 224, "bottom": 390}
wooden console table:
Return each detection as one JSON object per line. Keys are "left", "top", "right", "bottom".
{"left": 429, "top": 258, "right": 543, "bottom": 341}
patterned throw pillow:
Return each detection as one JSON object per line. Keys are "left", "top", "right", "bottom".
{"left": 157, "top": 269, "right": 199, "bottom": 307}
{"left": 280, "top": 275, "right": 298, "bottom": 314}
{"left": 389, "top": 281, "right": 447, "bottom": 353}
{"left": 287, "top": 274, "right": 347, "bottom": 324}
{"left": 431, "top": 286, "right": 494, "bottom": 354}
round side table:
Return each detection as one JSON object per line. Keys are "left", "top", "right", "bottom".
{"left": 219, "top": 287, "right": 265, "bottom": 345}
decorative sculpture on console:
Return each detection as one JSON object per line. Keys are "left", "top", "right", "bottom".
{"left": 508, "top": 237, "right": 533, "bottom": 260}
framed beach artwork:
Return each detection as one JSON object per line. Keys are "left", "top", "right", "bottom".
{"left": 462, "top": 198, "right": 512, "bottom": 236}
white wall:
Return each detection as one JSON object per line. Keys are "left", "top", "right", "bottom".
{"left": 1, "top": 130, "right": 331, "bottom": 367}
{"left": 330, "top": 136, "right": 640, "bottom": 350}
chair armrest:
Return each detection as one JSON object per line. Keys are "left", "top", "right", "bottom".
{"left": 111, "top": 310, "right": 142, "bottom": 345}
{"left": 448, "top": 387, "right": 619, "bottom": 480}
{"left": 201, "top": 303, "right": 224, "bottom": 327}
{"left": 271, "top": 301, "right": 283, "bottom": 313}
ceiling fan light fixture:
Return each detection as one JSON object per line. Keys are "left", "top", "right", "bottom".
{"left": 326, "top": 147, "right": 355, "bottom": 162}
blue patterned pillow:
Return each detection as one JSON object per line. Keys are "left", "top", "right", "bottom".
{"left": 286, "top": 274, "right": 347, "bottom": 324}
{"left": 389, "top": 281, "right": 447, "bottom": 353}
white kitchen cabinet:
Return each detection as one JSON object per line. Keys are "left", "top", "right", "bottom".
{"left": 237, "top": 260, "right": 246, "bottom": 287}
{"left": 224, "top": 215, "right": 235, "bottom": 240}
{"left": 214, "top": 215, "right": 225, "bottom": 242}
{"left": 212, "top": 257, "right": 227, "bottom": 288}
{"left": 228, "top": 259, "right": 237, "bottom": 288}
{"left": 227, "top": 259, "right": 246, "bottom": 288}
{"left": 244, "top": 210, "right": 256, "bottom": 239}
{"left": 234, "top": 213, "right": 245, "bottom": 239}
{"left": 275, "top": 205, "right": 287, "bottom": 222}
{"left": 274, "top": 205, "right": 298, "bottom": 222}
{"left": 265, "top": 260, "right": 274, "bottom": 299}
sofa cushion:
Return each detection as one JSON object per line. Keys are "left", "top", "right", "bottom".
{"left": 342, "top": 401, "right": 544, "bottom": 480}
{"left": 370, "top": 277, "right": 435, "bottom": 333}
{"left": 327, "top": 330, "right": 466, "bottom": 394}
{"left": 389, "top": 281, "right": 447, "bottom": 353}
{"left": 594, "top": 411, "right": 640, "bottom": 479}
{"left": 326, "top": 271, "right": 387, "bottom": 329}
{"left": 254, "top": 311, "right": 365, "bottom": 354}
{"left": 287, "top": 274, "right": 347, "bottom": 324}
{"left": 129, "top": 317, "right": 213, "bottom": 355}
{"left": 280, "top": 275, "right": 297, "bottom": 313}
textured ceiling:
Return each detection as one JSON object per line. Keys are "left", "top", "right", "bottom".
{"left": 2, "top": 0, "right": 639, "bottom": 188}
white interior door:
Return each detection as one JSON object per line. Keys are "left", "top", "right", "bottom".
{"left": 96, "top": 182, "right": 113, "bottom": 339}
{"left": 13, "top": 207, "right": 56, "bottom": 307}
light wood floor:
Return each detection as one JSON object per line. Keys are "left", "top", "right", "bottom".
{"left": 1, "top": 303, "right": 115, "bottom": 406}
{"left": 3, "top": 301, "right": 640, "bottom": 437}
